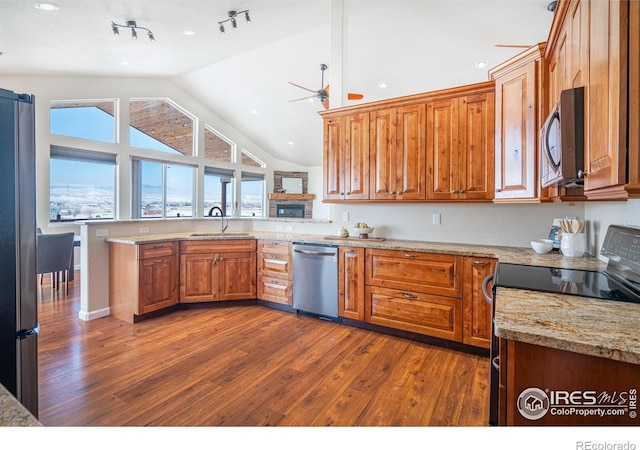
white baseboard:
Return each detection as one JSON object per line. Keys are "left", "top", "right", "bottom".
{"left": 78, "top": 307, "right": 110, "bottom": 321}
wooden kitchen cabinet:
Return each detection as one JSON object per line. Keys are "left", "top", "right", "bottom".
{"left": 462, "top": 256, "right": 497, "bottom": 349}
{"left": 257, "top": 239, "right": 292, "bottom": 305}
{"left": 109, "top": 241, "right": 179, "bottom": 323}
{"left": 179, "top": 239, "right": 256, "bottom": 303}
{"left": 545, "top": 0, "right": 637, "bottom": 200}
{"left": 323, "top": 112, "right": 370, "bottom": 201}
{"left": 490, "top": 43, "right": 548, "bottom": 202}
{"left": 427, "top": 84, "right": 495, "bottom": 201}
{"left": 500, "top": 339, "right": 640, "bottom": 426}
{"left": 369, "top": 104, "right": 426, "bottom": 200}
{"left": 365, "top": 248, "right": 463, "bottom": 341}
{"left": 338, "top": 246, "right": 365, "bottom": 320}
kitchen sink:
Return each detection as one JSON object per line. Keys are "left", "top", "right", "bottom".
{"left": 189, "top": 232, "right": 250, "bottom": 237}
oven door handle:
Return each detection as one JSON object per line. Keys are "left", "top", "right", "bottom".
{"left": 482, "top": 274, "right": 494, "bottom": 305}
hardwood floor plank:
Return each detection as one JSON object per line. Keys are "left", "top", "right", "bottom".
{"left": 36, "top": 271, "right": 490, "bottom": 426}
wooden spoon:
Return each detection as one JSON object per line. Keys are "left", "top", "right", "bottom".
{"left": 571, "top": 219, "right": 580, "bottom": 233}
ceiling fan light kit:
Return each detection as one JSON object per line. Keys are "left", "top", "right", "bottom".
{"left": 111, "top": 20, "right": 155, "bottom": 42}
{"left": 218, "top": 10, "right": 251, "bottom": 34}
{"left": 289, "top": 63, "right": 363, "bottom": 110}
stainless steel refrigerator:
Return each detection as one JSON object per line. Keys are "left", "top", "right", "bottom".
{"left": 0, "top": 88, "right": 38, "bottom": 417}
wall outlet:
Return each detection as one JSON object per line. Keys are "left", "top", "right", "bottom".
{"left": 276, "top": 224, "right": 284, "bottom": 232}
{"left": 342, "top": 212, "right": 349, "bottom": 222}
{"left": 433, "top": 213, "right": 441, "bottom": 225}
{"left": 139, "top": 227, "right": 149, "bottom": 234}
{"left": 95, "top": 229, "right": 109, "bottom": 237}
{"left": 285, "top": 225, "right": 294, "bottom": 232}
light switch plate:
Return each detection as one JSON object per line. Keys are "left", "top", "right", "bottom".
{"left": 433, "top": 213, "right": 441, "bottom": 225}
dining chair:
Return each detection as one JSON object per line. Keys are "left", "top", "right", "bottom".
{"left": 36, "top": 232, "right": 75, "bottom": 295}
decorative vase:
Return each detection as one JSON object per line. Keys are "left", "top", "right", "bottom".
{"left": 560, "top": 233, "right": 586, "bottom": 258}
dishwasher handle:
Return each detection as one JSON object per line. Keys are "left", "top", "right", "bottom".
{"left": 294, "top": 248, "right": 336, "bottom": 257}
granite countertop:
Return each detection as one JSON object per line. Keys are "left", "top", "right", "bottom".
{"left": 0, "top": 384, "right": 41, "bottom": 426}
{"left": 107, "top": 230, "right": 639, "bottom": 362}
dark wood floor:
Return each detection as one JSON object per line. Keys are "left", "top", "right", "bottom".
{"left": 37, "top": 271, "right": 490, "bottom": 426}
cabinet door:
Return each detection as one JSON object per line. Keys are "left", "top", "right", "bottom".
{"left": 494, "top": 60, "right": 537, "bottom": 200}
{"left": 458, "top": 92, "right": 495, "bottom": 200}
{"left": 338, "top": 247, "right": 365, "bottom": 321}
{"left": 462, "top": 256, "right": 496, "bottom": 348}
{"left": 218, "top": 252, "right": 257, "bottom": 300}
{"left": 427, "top": 97, "right": 459, "bottom": 200}
{"left": 138, "top": 255, "right": 178, "bottom": 314}
{"left": 179, "top": 253, "right": 217, "bottom": 303}
{"left": 370, "top": 108, "right": 398, "bottom": 200}
{"left": 344, "top": 112, "right": 370, "bottom": 200}
{"left": 397, "top": 104, "right": 427, "bottom": 200}
{"left": 323, "top": 116, "right": 344, "bottom": 200}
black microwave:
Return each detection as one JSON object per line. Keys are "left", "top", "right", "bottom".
{"left": 540, "top": 87, "right": 585, "bottom": 188}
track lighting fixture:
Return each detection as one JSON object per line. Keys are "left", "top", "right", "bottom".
{"left": 111, "top": 20, "right": 155, "bottom": 42}
{"left": 217, "top": 10, "right": 250, "bottom": 34}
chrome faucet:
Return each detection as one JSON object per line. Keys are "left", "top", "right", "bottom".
{"left": 207, "top": 206, "right": 228, "bottom": 233}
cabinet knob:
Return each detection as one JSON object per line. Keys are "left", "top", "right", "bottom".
{"left": 512, "top": 149, "right": 519, "bottom": 159}
{"left": 578, "top": 170, "right": 588, "bottom": 178}
{"left": 402, "top": 293, "right": 417, "bottom": 300}
{"left": 495, "top": 188, "right": 502, "bottom": 193}
{"left": 460, "top": 189, "right": 466, "bottom": 194}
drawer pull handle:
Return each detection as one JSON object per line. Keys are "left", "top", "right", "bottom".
{"left": 403, "top": 254, "right": 417, "bottom": 258}
{"left": 402, "top": 293, "right": 417, "bottom": 300}
{"left": 265, "top": 259, "right": 286, "bottom": 265}
{"left": 153, "top": 259, "right": 163, "bottom": 264}
{"left": 492, "top": 356, "right": 500, "bottom": 370}
{"left": 153, "top": 244, "right": 165, "bottom": 248}
{"left": 265, "top": 283, "right": 286, "bottom": 290}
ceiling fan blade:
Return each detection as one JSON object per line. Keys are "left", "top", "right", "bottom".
{"left": 289, "top": 95, "right": 315, "bottom": 103}
{"left": 288, "top": 81, "right": 316, "bottom": 93}
{"left": 321, "top": 97, "right": 330, "bottom": 109}
{"left": 347, "top": 93, "right": 364, "bottom": 100}
{"left": 495, "top": 44, "right": 531, "bottom": 48}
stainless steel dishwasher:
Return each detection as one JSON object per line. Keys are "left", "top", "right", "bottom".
{"left": 292, "top": 242, "right": 339, "bottom": 320}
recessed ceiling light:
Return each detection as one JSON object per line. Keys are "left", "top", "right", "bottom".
{"left": 475, "top": 60, "right": 488, "bottom": 69}
{"left": 182, "top": 30, "right": 196, "bottom": 36}
{"left": 288, "top": 141, "right": 294, "bottom": 146}
{"left": 378, "top": 81, "right": 388, "bottom": 88}
{"left": 250, "top": 109, "right": 258, "bottom": 115}
{"left": 120, "top": 61, "right": 130, "bottom": 65}
{"left": 34, "top": 3, "right": 59, "bottom": 11}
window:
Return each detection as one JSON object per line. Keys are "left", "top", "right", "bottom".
{"left": 240, "top": 149, "right": 265, "bottom": 168}
{"left": 129, "top": 98, "right": 196, "bottom": 156}
{"left": 132, "top": 159, "right": 195, "bottom": 218}
{"left": 204, "top": 127, "right": 233, "bottom": 163}
{"left": 240, "top": 171, "right": 265, "bottom": 217}
{"left": 204, "top": 167, "right": 235, "bottom": 217}
{"left": 49, "top": 146, "right": 117, "bottom": 222}
{"left": 50, "top": 100, "right": 116, "bottom": 143}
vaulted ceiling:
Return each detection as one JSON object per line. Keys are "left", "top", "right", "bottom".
{"left": 0, "top": 0, "right": 556, "bottom": 167}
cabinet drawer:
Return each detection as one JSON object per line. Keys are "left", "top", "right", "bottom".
{"left": 365, "top": 249, "right": 461, "bottom": 297}
{"left": 180, "top": 239, "right": 256, "bottom": 254}
{"left": 139, "top": 241, "right": 177, "bottom": 259}
{"left": 365, "top": 286, "right": 462, "bottom": 342}
{"left": 258, "top": 240, "right": 291, "bottom": 254}
{"left": 258, "top": 252, "right": 292, "bottom": 279}
{"left": 257, "top": 276, "right": 292, "bottom": 305}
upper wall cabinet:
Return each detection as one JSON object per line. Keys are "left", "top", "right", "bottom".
{"left": 546, "top": 0, "right": 639, "bottom": 199}
{"left": 427, "top": 86, "right": 495, "bottom": 201}
{"left": 323, "top": 112, "right": 370, "bottom": 201}
{"left": 370, "top": 104, "right": 426, "bottom": 200}
{"left": 320, "top": 81, "right": 495, "bottom": 203}
{"left": 490, "top": 43, "right": 548, "bottom": 202}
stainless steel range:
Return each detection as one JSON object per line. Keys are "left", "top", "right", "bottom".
{"left": 483, "top": 224, "right": 640, "bottom": 426}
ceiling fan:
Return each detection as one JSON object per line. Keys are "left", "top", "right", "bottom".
{"left": 288, "top": 63, "right": 363, "bottom": 110}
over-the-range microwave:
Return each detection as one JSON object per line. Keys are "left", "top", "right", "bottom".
{"left": 540, "top": 86, "right": 585, "bottom": 188}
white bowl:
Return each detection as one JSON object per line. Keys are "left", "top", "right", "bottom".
{"left": 531, "top": 239, "right": 554, "bottom": 253}
{"left": 351, "top": 227, "right": 374, "bottom": 237}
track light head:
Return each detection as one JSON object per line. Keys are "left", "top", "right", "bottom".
{"left": 147, "top": 31, "right": 155, "bottom": 42}
{"left": 218, "top": 23, "right": 225, "bottom": 33}
{"left": 111, "top": 22, "right": 119, "bottom": 36}
{"left": 131, "top": 28, "right": 137, "bottom": 39}
{"left": 245, "top": 11, "right": 251, "bottom": 23}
